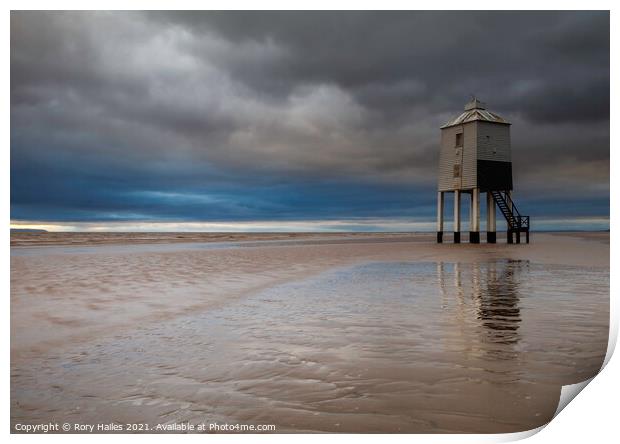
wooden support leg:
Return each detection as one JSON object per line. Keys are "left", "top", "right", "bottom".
{"left": 486, "top": 191, "right": 496, "bottom": 243}
{"left": 454, "top": 190, "right": 461, "bottom": 244}
{"left": 469, "top": 188, "right": 480, "bottom": 244}
{"left": 437, "top": 191, "right": 444, "bottom": 243}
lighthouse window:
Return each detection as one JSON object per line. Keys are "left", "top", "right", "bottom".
{"left": 455, "top": 133, "right": 463, "bottom": 147}
{"left": 453, "top": 164, "right": 461, "bottom": 178}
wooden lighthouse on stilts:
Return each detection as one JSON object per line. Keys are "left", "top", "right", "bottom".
{"left": 436, "top": 98, "right": 529, "bottom": 244}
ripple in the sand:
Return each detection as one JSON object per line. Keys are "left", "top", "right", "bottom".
{"left": 11, "top": 260, "right": 608, "bottom": 433}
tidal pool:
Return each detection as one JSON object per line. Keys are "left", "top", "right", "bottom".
{"left": 11, "top": 260, "right": 609, "bottom": 433}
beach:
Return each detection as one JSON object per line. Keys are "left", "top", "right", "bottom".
{"left": 10, "top": 232, "right": 609, "bottom": 433}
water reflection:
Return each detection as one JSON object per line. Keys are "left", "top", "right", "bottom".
{"left": 438, "top": 260, "right": 527, "bottom": 359}
{"left": 11, "top": 258, "right": 608, "bottom": 433}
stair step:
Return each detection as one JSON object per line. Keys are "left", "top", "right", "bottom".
{"left": 491, "top": 191, "right": 529, "bottom": 230}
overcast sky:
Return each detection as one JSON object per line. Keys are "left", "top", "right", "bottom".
{"left": 10, "top": 11, "right": 609, "bottom": 231}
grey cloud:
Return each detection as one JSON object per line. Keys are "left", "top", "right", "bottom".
{"left": 10, "top": 11, "right": 609, "bottom": 222}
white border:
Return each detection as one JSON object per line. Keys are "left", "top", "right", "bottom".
{"left": 4, "top": 2, "right": 616, "bottom": 443}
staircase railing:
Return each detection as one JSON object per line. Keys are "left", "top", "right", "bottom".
{"left": 491, "top": 191, "right": 529, "bottom": 230}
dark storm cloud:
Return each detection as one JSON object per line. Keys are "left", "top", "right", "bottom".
{"left": 10, "top": 11, "right": 609, "bottom": 225}
{"left": 150, "top": 11, "right": 609, "bottom": 120}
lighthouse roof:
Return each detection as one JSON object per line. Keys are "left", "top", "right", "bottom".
{"left": 441, "top": 98, "right": 510, "bottom": 129}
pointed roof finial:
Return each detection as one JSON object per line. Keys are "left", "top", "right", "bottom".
{"left": 464, "top": 96, "right": 486, "bottom": 111}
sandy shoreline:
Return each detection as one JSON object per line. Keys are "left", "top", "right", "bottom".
{"left": 10, "top": 230, "right": 609, "bottom": 247}
{"left": 11, "top": 233, "right": 607, "bottom": 358}
{"left": 10, "top": 232, "right": 609, "bottom": 433}
{"left": 10, "top": 231, "right": 422, "bottom": 247}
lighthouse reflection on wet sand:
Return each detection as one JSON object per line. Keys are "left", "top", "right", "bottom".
{"left": 436, "top": 98, "right": 530, "bottom": 244}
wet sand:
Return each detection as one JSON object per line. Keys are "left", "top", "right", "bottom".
{"left": 10, "top": 232, "right": 609, "bottom": 433}
{"left": 10, "top": 231, "right": 418, "bottom": 247}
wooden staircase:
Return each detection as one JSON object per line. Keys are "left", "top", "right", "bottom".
{"left": 490, "top": 190, "right": 530, "bottom": 244}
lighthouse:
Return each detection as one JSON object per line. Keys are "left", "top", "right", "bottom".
{"left": 436, "top": 98, "right": 529, "bottom": 244}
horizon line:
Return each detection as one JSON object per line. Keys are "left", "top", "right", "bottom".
{"left": 10, "top": 216, "right": 610, "bottom": 233}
